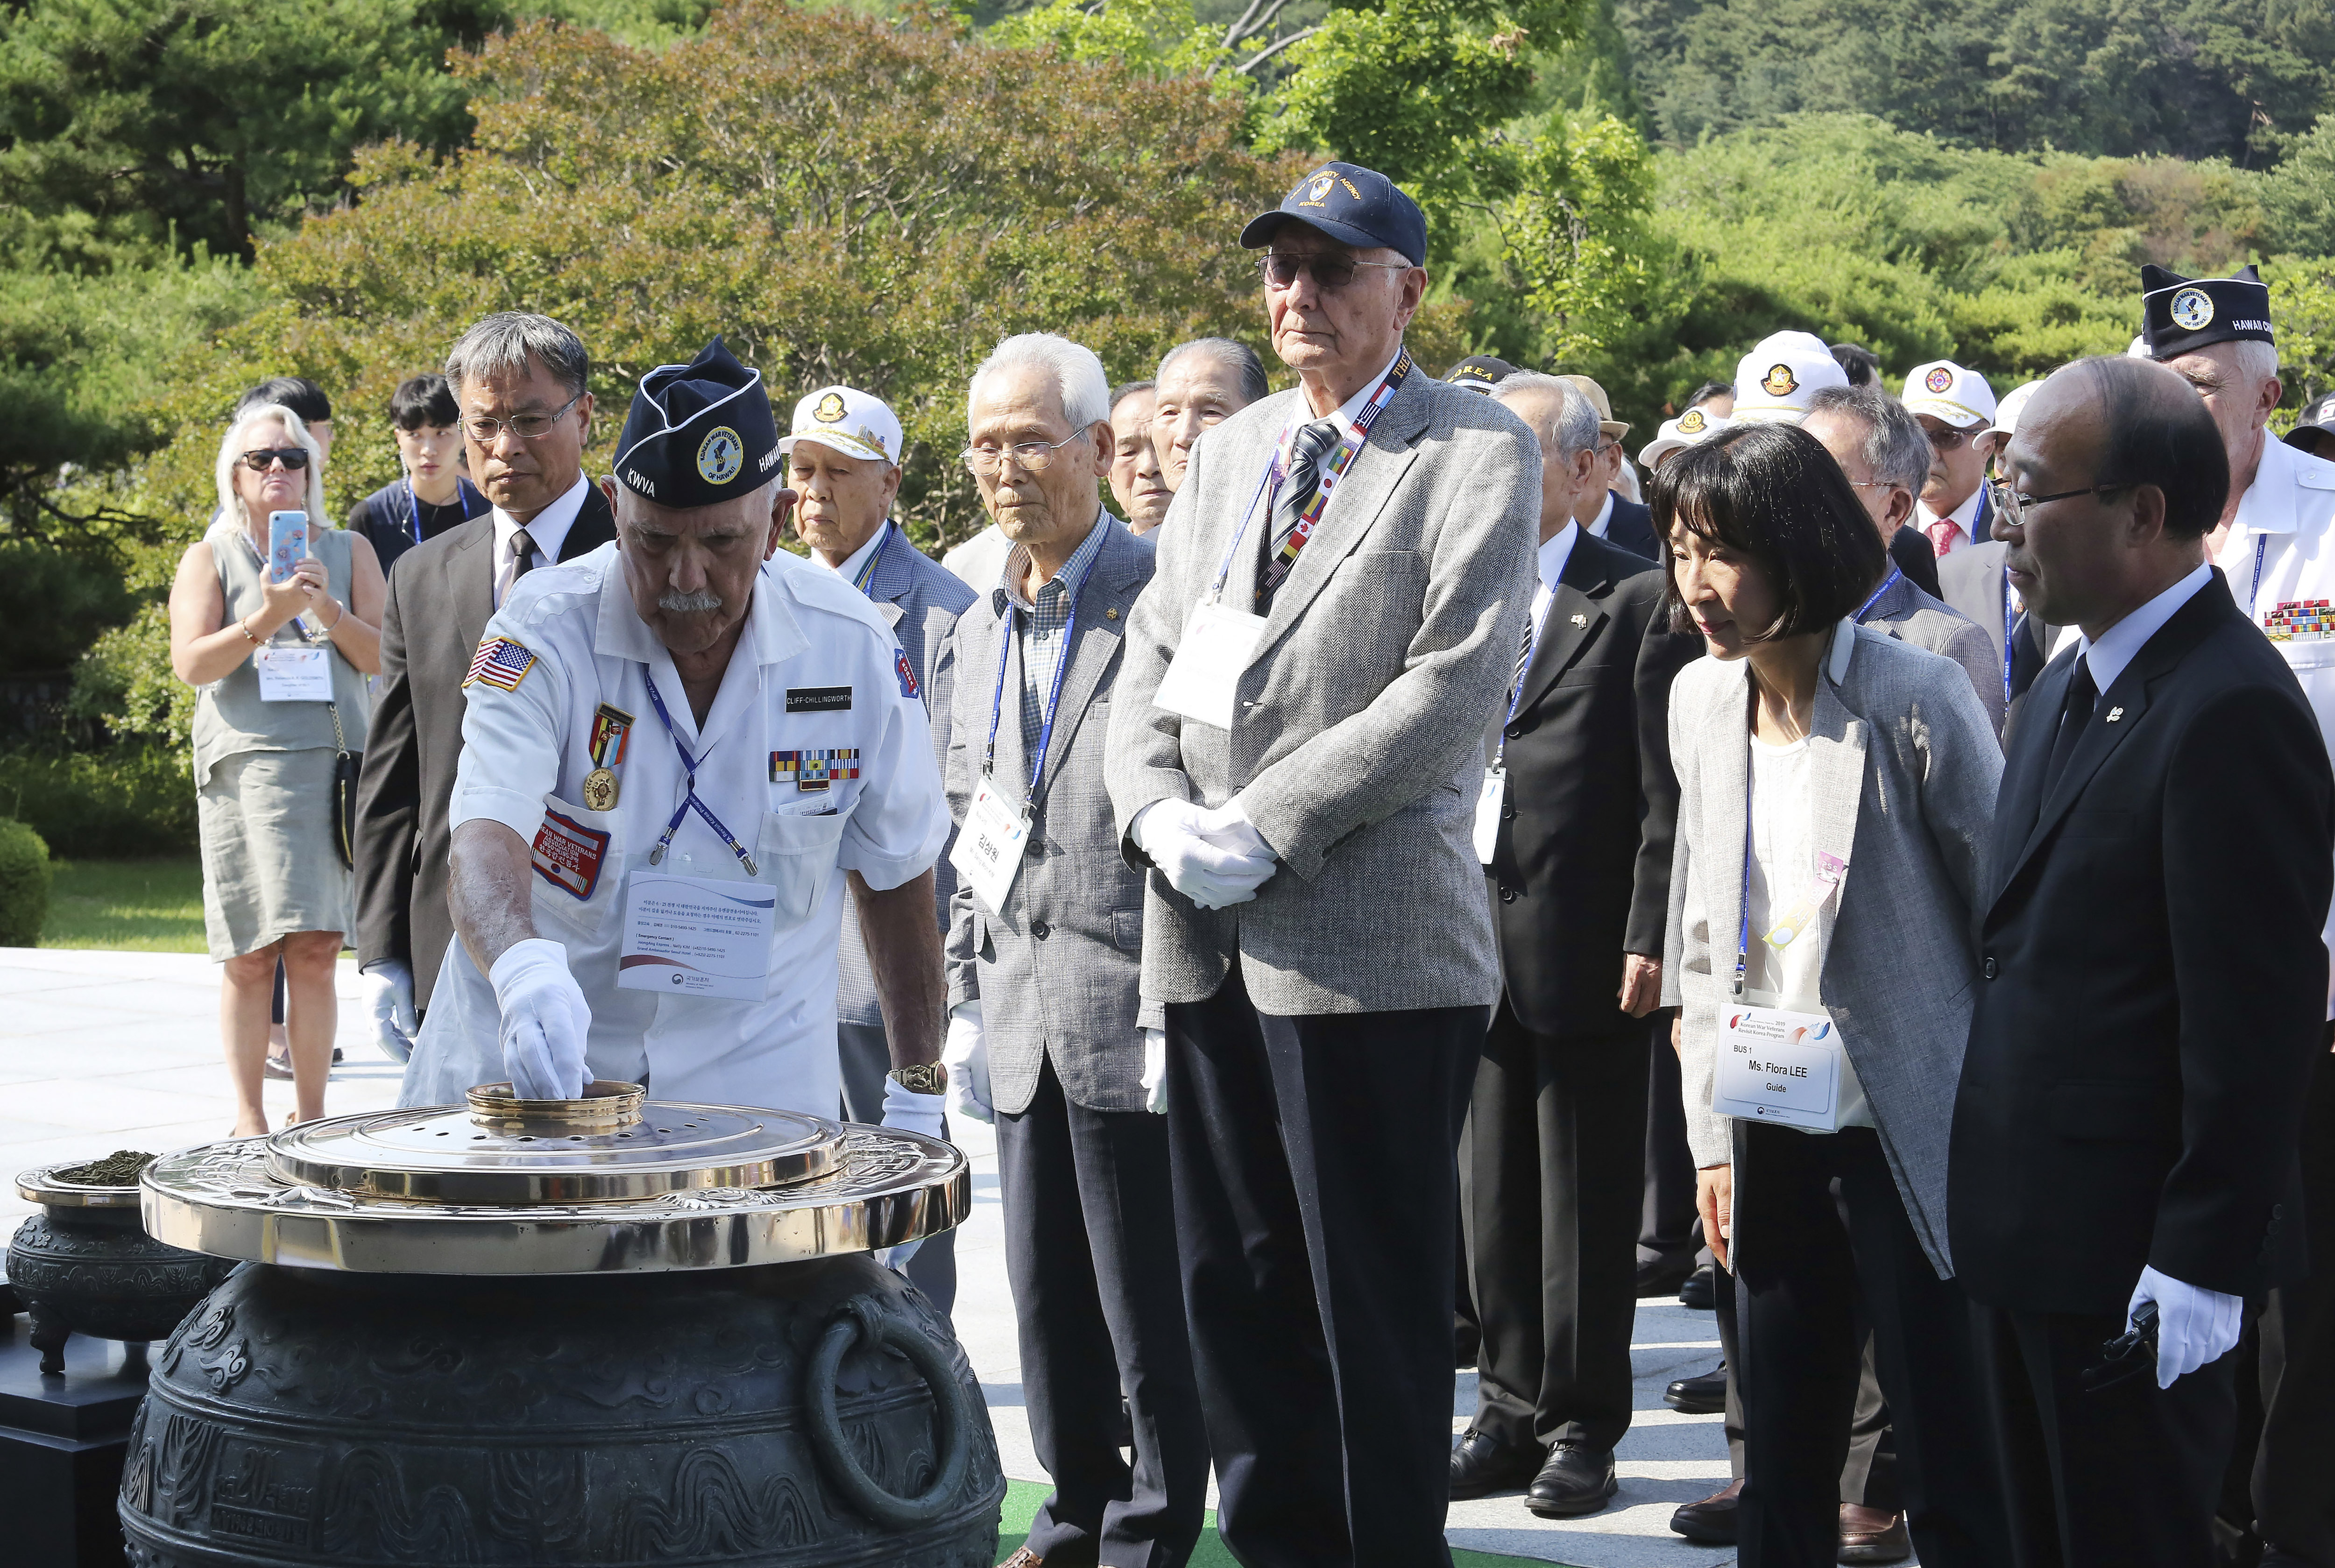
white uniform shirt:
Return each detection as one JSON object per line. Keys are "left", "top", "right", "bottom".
{"left": 2213, "top": 432, "right": 2335, "bottom": 1017}
{"left": 401, "top": 542, "right": 950, "bottom": 1112}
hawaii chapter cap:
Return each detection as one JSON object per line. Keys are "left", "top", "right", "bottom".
{"left": 1639, "top": 406, "right": 1734, "bottom": 469}
{"left": 1902, "top": 360, "right": 1997, "bottom": 430}
{"left": 2143, "top": 264, "right": 2275, "bottom": 361}
{"left": 1240, "top": 161, "right": 1428, "bottom": 267}
{"left": 781, "top": 385, "right": 904, "bottom": 467}
{"left": 1732, "top": 332, "right": 1848, "bottom": 424}
{"left": 611, "top": 336, "right": 781, "bottom": 509}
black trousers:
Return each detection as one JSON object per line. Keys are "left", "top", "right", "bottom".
{"left": 1642, "top": 1031, "right": 1701, "bottom": 1267}
{"left": 995, "top": 1057, "right": 1210, "bottom": 1568}
{"left": 1463, "top": 1000, "right": 1649, "bottom": 1452}
{"left": 1974, "top": 1300, "right": 2238, "bottom": 1568}
{"left": 1163, "top": 962, "right": 1484, "bottom": 1568}
{"left": 837, "top": 1018, "right": 956, "bottom": 1314}
{"left": 1734, "top": 1123, "right": 2007, "bottom": 1568}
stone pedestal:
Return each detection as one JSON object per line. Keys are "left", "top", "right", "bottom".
{"left": 0, "top": 1299, "right": 143, "bottom": 1568}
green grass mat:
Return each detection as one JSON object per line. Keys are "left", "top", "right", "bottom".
{"left": 998, "top": 1477, "right": 1571, "bottom": 1566}
{"left": 41, "top": 856, "right": 207, "bottom": 952}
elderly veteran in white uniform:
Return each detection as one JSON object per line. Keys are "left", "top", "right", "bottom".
{"left": 399, "top": 337, "right": 952, "bottom": 1129}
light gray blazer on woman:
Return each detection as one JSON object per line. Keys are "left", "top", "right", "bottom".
{"left": 1660, "top": 621, "right": 2003, "bottom": 1275}
{"left": 1104, "top": 362, "right": 1540, "bottom": 1016}
{"left": 944, "top": 519, "right": 1161, "bottom": 1115}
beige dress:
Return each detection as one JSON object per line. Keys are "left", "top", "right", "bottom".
{"left": 193, "top": 517, "right": 371, "bottom": 960}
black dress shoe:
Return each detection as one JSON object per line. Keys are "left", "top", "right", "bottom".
{"left": 1636, "top": 1253, "right": 1696, "bottom": 1298}
{"left": 1679, "top": 1264, "right": 1716, "bottom": 1311}
{"left": 1664, "top": 1361, "right": 1726, "bottom": 1414}
{"left": 1449, "top": 1429, "right": 1541, "bottom": 1499}
{"left": 1670, "top": 1479, "right": 1741, "bottom": 1543}
{"left": 1525, "top": 1441, "right": 1617, "bottom": 1518}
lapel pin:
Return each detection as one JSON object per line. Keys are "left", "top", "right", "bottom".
{"left": 1570, "top": 613, "right": 1588, "bottom": 627}
{"left": 1105, "top": 608, "right": 1119, "bottom": 620}
{"left": 2106, "top": 706, "right": 2124, "bottom": 723}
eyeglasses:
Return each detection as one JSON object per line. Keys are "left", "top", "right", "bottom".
{"left": 961, "top": 430, "right": 1087, "bottom": 476}
{"left": 462, "top": 392, "right": 585, "bottom": 443}
{"left": 1846, "top": 478, "right": 1902, "bottom": 493}
{"left": 1990, "top": 477, "right": 2132, "bottom": 527}
{"left": 1258, "top": 253, "right": 1413, "bottom": 291}
{"left": 1924, "top": 424, "right": 1973, "bottom": 452}
{"left": 240, "top": 447, "right": 311, "bottom": 472}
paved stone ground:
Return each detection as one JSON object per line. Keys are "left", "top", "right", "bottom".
{"left": 1, "top": 947, "right": 1750, "bottom": 1567}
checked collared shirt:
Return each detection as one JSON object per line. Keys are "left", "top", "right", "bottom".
{"left": 993, "top": 511, "right": 1114, "bottom": 763}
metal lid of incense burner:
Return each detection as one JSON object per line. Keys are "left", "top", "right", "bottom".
{"left": 139, "top": 1082, "right": 967, "bottom": 1277}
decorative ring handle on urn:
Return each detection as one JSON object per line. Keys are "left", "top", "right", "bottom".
{"left": 804, "top": 1294, "right": 973, "bottom": 1528}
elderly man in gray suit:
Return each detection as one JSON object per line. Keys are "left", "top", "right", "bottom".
{"left": 1104, "top": 161, "right": 1540, "bottom": 1567}
{"left": 941, "top": 333, "right": 1208, "bottom": 1568}
{"left": 785, "top": 381, "right": 973, "bottom": 1311}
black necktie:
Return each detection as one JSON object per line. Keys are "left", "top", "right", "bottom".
{"left": 2042, "top": 654, "right": 2096, "bottom": 795}
{"left": 1257, "top": 419, "right": 1341, "bottom": 611}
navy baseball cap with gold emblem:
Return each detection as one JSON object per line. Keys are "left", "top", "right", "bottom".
{"left": 2142, "top": 264, "right": 2275, "bottom": 361}
{"left": 610, "top": 336, "right": 782, "bottom": 509}
{"left": 1445, "top": 354, "right": 1516, "bottom": 394}
{"left": 1240, "top": 161, "right": 1427, "bottom": 266}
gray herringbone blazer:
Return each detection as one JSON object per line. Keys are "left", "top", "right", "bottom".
{"left": 1861, "top": 569, "right": 2004, "bottom": 738}
{"left": 1104, "top": 359, "right": 1541, "bottom": 1016}
{"left": 945, "top": 520, "right": 1161, "bottom": 1115}
{"left": 1660, "top": 622, "right": 2003, "bottom": 1276}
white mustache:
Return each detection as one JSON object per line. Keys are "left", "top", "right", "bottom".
{"left": 659, "top": 589, "right": 722, "bottom": 614}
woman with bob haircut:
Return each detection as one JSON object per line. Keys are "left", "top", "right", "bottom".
{"left": 169, "top": 400, "right": 385, "bottom": 1135}
{"left": 1655, "top": 422, "right": 2010, "bottom": 1566}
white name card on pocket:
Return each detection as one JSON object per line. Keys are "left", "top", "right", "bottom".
{"left": 1153, "top": 600, "right": 1268, "bottom": 730}
{"left": 617, "top": 870, "right": 775, "bottom": 1001}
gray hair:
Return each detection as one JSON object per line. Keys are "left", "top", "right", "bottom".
{"left": 1110, "top": 379, "right": 1155, "bottom": 414}
{"left": 2234, "top": 338, "right": 2281, "bottom": 388}
{"left": 1493, "top": 371, "right": 1600, "bottom": 460}
{"left": 1809, "top": 383, "right": 1932, "bottom": 494}
{"left": 215, "top": 403, "right": 329, "bottom": 530}
{"left": 444, "top": 311, "right": 591, "bottom": 400}
{"left": 1157, "top": 337, "right": 1270, "bottom": 408}
{"left": 969, "top": 333, "right": 1111, "bottom": 431}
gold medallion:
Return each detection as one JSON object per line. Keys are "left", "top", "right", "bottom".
{"left": 582, "top": 767, "right": 619, "bottom": 811}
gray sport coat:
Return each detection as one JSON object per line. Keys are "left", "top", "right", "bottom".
{"left": 1661, "top": 623, "right": 2003, "bottom": 1276}
{"left": 944, "top": 519, "right": 1161, "bottom": 1115}
{"left": 1937, "top": 539, "right": 2059, "bottom": 744}
{"left": 835, "top": 529, "right": 976, "bottom": 1028}
{"left": 1104, "top": 357, "right": 1541, "bottom": 1017}
{"left": 1860, "top": 568, "right": 2005, "bottom": 738}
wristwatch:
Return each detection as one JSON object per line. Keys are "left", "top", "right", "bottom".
{"left": 888, "top": 1062, "right": 949, "bottom": 1095}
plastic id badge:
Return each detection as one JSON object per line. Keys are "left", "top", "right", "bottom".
{"left": 254, "top": 645, "right": 331, "bottom": 702}
{"left": 1154, "top": 600, "right": 1268, "bottom": 730}
{"left": 948, "top": 774, "right": 1033, "bottom": 915}
{"left": 617, "top": 870, "right": 774, "bottom": 1001}
{"left": 1474, "top": 767, "right": 1505, "bottom": 865}
{"left": 1712, "top": 997, "right": 1843, "bottom": 1132}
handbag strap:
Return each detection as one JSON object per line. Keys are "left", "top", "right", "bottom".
{"left": 328, "top": 699, "right": 347, "bottom": 758}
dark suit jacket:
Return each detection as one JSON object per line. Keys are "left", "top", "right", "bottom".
{"left": 1486, "top": 530, "right": 1701, "bottom": 1036}
{"left": 1952, "top": 575, "right": 2334, "bottom": 1314}
{"left": 1600, "top": 491, "right": 1659, "bottom": 561}
{"left": 1937, "top": 539, "right": 2056, "bottom": 743}
{"left": 354, "top": 485, "right": 617, "bottom": 1009}
{"left": 1888, "top": 525, "right": 1941, "bottom": 598}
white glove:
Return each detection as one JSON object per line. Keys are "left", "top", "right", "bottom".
{"left": 1191, "top": 798, "right": 1276, "bottom": 864}
{"left": 488, "top": 938, "right": 591, "bottom": 1101}
{"left": 2130, "top": 1264, "right": 2244, "bottom": 1389}
{"left": 361, "top": 959, "right": 417, "bottom": 1063}
{"left": 1133, "top": 800, "right": 1277, "bottom": 910}
{"left": 1141, "top": 1027, "right": 1167, "bottom": 1115}
{"left": 942, "top": 1001, "right": 993, "bottom": 1125}
{"left": 880, "top": 1075, "right": 947, "bottom": 1141}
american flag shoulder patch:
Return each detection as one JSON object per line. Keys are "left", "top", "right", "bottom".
{"left": 894, "top": 650, "right": 919, "bottom": 699}
{"left": 464, "top": 637, "right": 537, "bottom": 692}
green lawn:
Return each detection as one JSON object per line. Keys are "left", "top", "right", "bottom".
{"left": 999, "top": 1479, "right": 1564, "bottom": 1566}
{"left": 40, "top": 855, "right": 208, "bottom": 952}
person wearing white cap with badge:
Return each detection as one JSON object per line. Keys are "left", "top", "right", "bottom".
{"left": 1729, "top": 332, "right": 1848, "bottom": 425}
{"left": 1639, "top": 404, "right": 1733, "bottom": 471}
{"left": 1902, "top": 360, "right": 2001, "bottom": 560}
{"left": 785, "top": 381, "right": 975, "bottom": 1305}
{"left": 398, "top": 337, "right": 953, "bottom": 1146}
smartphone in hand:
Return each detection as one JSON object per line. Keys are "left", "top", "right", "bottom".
{"left": 267, "top": 510, "right": 309, "bottom": 585}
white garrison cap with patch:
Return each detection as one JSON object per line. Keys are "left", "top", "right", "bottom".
{"left": 781, "top": 384, "right": 904, "bottom": 466}
{"left": 1732, "top": 332, "right": 1849, "bottom": 424}
{"left": 1901, "top": 360, "right": 1997, "bottom": 430}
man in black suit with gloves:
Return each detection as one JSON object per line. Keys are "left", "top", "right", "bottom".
{"left": 1953, "top": 354, "right": 2335, "bottom": 1568}
{"left": 1450, "top": 371, "right": 1698, "bottom": 1516}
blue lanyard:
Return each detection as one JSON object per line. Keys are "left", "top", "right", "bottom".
{"left": 2247, "top": 533, "right": 2270, "bottom": 617}
{"left": 405, "top": 476, "right": 482, "bottom": 546}
{"left": 1735, "top": 836, "right": 1753, "bottom": 998}
{"left": 984, "top": 542, "right": 1104, "bottom": 808}
{"left": 639, "top": 670, "right": 759, "bottom": 876}
{"left": 850, "top": 523, "right": 895, "bottom": 594}
{"left": 1852, "top": 565, "right": 1902, "bottom": 625}
{"left": 2002, "top": 575, "right": 2018, "bottom": 703}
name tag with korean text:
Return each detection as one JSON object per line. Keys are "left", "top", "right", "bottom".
{"left": 617, "top": 870, "right": 775, "bottom": 1001}
{"left": 1154, "top": 600, "right": 1268, "bottom": 730}
{"left": 949, "top": 773, "right": 1033, "bottom": 915}
{"left": 1712, "top": 995, "right": 1843, "bottom": 1133}
{"left": 254, "top": 645, "right": 331, "bottom": 702}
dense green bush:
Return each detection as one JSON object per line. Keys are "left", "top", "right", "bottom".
{"left": 0, "top": 540, "right": 138, "bottom": 674}
{"left": 0, "top": 742, "right": 197, "bottom": 858}
{"left": 0, "top": 816, "right": 52, "bottom": 945}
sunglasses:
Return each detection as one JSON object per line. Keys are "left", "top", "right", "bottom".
{"left": 1258, "top": 253, "right": 1412, "bottom": 291}
{"left": 2081, "top": 1298, "right": 2158, "bottom": 1393}
{"left": 241, "top": 447, "right": 311, "bottom": 472}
